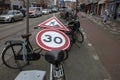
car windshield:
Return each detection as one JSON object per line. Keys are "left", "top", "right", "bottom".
{"left": 1, "top": 10, "right": 13, "bottom": 15}
{"left": 29, "top": 7, "right": 36, "bottom": 11}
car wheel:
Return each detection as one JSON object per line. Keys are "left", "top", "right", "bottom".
{"left": 34, "top": 14, "right": 37, "bottom": 17}
{"left": 10, "top": 18, "right": 15, "bottom": 23}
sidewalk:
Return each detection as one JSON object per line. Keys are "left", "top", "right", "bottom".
{"left": 78, "top": 12, "right": 120, "bottom": 35}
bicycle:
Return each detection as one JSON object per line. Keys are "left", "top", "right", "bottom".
{"left": 65, "top": 18, "right": 84, "bottom": 51}
{"left": 1, "top": 14, "right": 69, "bottom": 80}
{"left": 59, "top": 11, "right": 84, "bottom": 49}
{"left": 1, "top": 34, "right": 42, "bottom": 69}
{"left": 1, "top": 33, "right": 69, "bottom": 80}
{"left": 15, "top": 50, "right": 67, "bottom": 80}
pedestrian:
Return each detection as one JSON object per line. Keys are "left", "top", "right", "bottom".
{"left": 103, "top": 9, "right": 109, "bottom": 24}
{"left": 19, "top": 7, "right": 26, "bottom": 17}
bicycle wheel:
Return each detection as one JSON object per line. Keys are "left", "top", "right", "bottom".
{"left": 63, "top": 50, "right": 69, "bottom": 61}
{"left": 65, "top": 31, "right": 74, "bottom": 52}
{"left": 52, "top": 64, "right": 66, "bottom": 80}
{"left": 2, "top": 43, "right": 28, "bottom": 69}
{"left": 75, "top": 29, "right": 84, "bottom": 43}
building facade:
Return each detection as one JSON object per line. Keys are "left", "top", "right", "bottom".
{"left": 10, "top": 0, "right": 24, "bottom": 9}
{"left": 0, "top": 0, "right": 24, "bottom": 10}
{"left": 0, "top": 0, "right": 10, "bottom": 10}
{"left": 0, "top": 0, "right": 119, "bottom": 20}
{"left": 79, "top": 0, "right": 120, "bottom": 20}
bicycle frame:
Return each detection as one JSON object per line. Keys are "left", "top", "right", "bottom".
{"left": 1, "top": 35, "right": 42, "bottom": 70}
{"left": 50, "top": 64, "right": 53, "bottom": 80}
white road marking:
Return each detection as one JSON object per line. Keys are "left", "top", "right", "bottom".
{"left": 93, "top": 54, "right": 99, "bottom": 60}
{"left": 88, "top": 43, "right": 92, "bottom": 47}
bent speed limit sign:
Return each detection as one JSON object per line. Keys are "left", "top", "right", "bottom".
{"left": 36, "top": 29, "right": 70, "bottom": 51}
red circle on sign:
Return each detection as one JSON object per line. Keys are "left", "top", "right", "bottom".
{"left": 36, "top": 29, "right": 70, "bottom": 51}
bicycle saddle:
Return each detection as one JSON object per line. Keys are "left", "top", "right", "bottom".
{"left": 45, "top": 50, "right": 65, "bottom": 65}
{"left": 21, "top": 34, "right": 31, "bottom": 38}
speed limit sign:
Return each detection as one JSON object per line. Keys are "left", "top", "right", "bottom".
{"left": 36, "top": 29, "right": 70, "bottom": 51}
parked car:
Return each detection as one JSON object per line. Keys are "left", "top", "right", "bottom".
{"left": 0, "top": 10, "right": 24, "bottom": 23}
{"left": 29, "top": 7, "right": 42, "bottom": 17}
{"left": 42, "top": 9, "right": 49, "bottom": 14}
{"left": 52, "top": 7, "right": 58, "bottom": 12}
{"left": 48, "top": 9, "right": 52, "bottom": 13}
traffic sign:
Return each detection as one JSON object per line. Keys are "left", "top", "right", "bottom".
{"left": 38, "top": 16, "right": 69, "bottom": 31}
{"left": 36, "top": 29, "right": 70, "bottom": 51}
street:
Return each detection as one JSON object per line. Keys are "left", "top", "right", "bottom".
{"left": 0, "top": 12, "right": 118, "bottom": 80}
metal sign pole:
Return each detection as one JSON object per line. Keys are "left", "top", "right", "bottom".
{"left": 75, "top": 0, "right": 78, "bottom": 18}
{"left": 26, "top": 0, "right": 30, "bottom": 45}
{"left": 26, "top": 0, "right": 29, "bottom": 34}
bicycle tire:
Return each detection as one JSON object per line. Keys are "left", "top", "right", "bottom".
{"left": 65, "top": 31, "right": 74, "bottom": 52}
{"left": 75, "top": 29, "right": 84, "bottom": 43}
{"left": 2, "top": 43, "right": 28, "bottom": 69}
{"left": 52, "top": 64, "right": 66, "bottom": 80}
{"left": 63, "top": 50, "right": 69, "bottom": 61}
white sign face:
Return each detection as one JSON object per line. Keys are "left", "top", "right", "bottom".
{"left": 41, "top": 31, "right": 65, "bottom": 48}
{"left": 36, "top": 29, "right": 70, "bottom": 51}
{"left": 45, "top": 19, "right": 61, "bottom": 27}
{"left": 38, "top": 16, "right": 69, "bottom": 31}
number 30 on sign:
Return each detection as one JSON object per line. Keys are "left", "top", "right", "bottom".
{"left": 36, "top": 29, "right": 70, "bottom": 51}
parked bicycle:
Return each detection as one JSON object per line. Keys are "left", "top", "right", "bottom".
{"left": 14, "top": 50, "right": 67, "bottom": 80}
{"left": 1, "top": 34, "right": 42, "bottom": 69}
{"left": 65, "top": 18, "right": 84, "bottom": 51}
{"left": 1, "top": 33, "right": 68, "bottom": 80}
{"left": 59, "top": 11, "right": 84, "bottom": 50}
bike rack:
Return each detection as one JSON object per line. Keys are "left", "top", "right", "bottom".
{"left": 15, "top": 70, "right": 46, "bottom": 80}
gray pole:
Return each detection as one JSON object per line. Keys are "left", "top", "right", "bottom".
{"left": 75, "top": 0, "right": 78, "bottom": 18}
{"left": 26, "top": 0, "right": 29, "bottom": 34}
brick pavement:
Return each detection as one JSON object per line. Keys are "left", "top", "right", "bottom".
{"left": 78, "top": 11, "right": 120, "bottom": 80}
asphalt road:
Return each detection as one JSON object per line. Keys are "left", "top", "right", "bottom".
{"left": 0, "top": 13, "right": 54, "bottom": 54}
{"left": 0, "top": 12, "right": 111, "bottom": 80}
